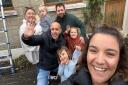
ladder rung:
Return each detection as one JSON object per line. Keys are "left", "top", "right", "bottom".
{"left": 0, "top": 17, "right": 5, "bottom": 19}
{"left": 0, "top": 55, "right": 7, "bottom": 59}
{"left": 0, "top": 66, "right": 12, "bottom": 70}
{"left": 0, "top": 43, "right": 6, "bottom": 46}
{"left": 0, "top": 30, "right": 4, "bottom": 33}
{"left": 0, "top": 30, "right": 8, "bottom": 33}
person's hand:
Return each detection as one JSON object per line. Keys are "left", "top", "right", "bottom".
{"left": 75, "top": 45, "right": 81, "bottom": 51}
{"left": 60, "top": 56, "right": 69, "bottom": 64}
{"left": 23, "top": 17, "right": 36, "bottom": 38}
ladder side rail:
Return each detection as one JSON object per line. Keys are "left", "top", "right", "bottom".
{"left": 0, "top": 0, "right": 14, "bottom": 73}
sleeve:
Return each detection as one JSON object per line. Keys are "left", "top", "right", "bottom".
{"left": 22, "top": 33, "right": 44, "bottom": 46}
{"left": 63, "top": 61, "right": 77, "bottom": 80}
{"left": 59, "top": 80, "right": 73, "bottom": 85}
{"left": 58, "top": 64, "right": 65, "bottom": 76}
{"left": 59, "top": 73, "right": 78, "bottom": 85}
{"left": 72, "top": 49, "right": 81, "bottom": 60}
{"left": 46, "top": 15, "right": 53, "bottom": 26}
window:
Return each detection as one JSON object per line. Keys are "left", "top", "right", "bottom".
{"left": 44, "top": 0, "right": 82, "bottom": 5}
{"left": 2, "top": 0, "right": 14, "bottom": 10}
{"left": 0, "top": 0, "right": 17, "bottom": 16}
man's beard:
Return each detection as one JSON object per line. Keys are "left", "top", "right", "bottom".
{"left": 58, "top": 13, "right": 65, "bottom": 18}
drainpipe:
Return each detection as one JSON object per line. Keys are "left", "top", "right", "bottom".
{"left": 122, "top": 0, "right": 128, "bottom": 36}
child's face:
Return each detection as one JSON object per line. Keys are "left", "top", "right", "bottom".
{"left": 59, "top": 50, "right": 69, "bottom": 64}
{"left": 38, "top": 7, "right": 47, "bottom": 18}
{"left": 70, "top": 28, "right": 78, "bottom": 39}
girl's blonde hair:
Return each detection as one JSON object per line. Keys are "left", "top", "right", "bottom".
{"left": 38, "top": 5, "right": 48, "bottom": 12}
{"left": 69, "top": 26, "right": 81, "bottom": 36}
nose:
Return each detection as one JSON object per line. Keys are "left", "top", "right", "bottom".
{"left": 95, "top": 52, "right": 106, "bottom": 65}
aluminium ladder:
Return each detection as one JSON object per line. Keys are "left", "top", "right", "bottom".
{"left": 0, "top": 0, "right": 14, "bottom": 74}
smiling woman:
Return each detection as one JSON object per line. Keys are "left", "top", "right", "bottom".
{"left": 86, "top": 25, "right": 128, "bottom": 85}
{"left": 60, "top": 24, "right": 128, "bottom": 85}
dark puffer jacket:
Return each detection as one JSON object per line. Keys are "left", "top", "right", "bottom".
{"left": 22, "top": 30, "right": 66, "bottom": 70}
{"left": 59, "top": 67, "right": 92, "bottom": 85}
{"left": 59, "top": 67, "right": 128, "bottom": 85}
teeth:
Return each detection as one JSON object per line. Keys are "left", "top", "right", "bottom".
{"left": 94, "top": 66, "right": 106, "bottom": 71}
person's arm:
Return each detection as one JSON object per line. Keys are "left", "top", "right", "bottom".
{"left": 58, "top": 64, "right": 65, "bottom": 76}
{"left": 22, "top": 34, "right": 44, "bottom": 46}
{"left": 63, "top": 61, "right": 77, "bottom": 80}
{"left": 22, "top": 20, "right": 44, "bottom": 46}
{"left": 72, "top": 49, "right": 81, "bottom": 61}
{"left": 60, "top": 67, "right": 92, "bottom": 85}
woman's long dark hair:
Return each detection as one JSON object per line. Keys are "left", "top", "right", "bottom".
{"left": 82, "top": 24, "right": 128, "bottom": 78}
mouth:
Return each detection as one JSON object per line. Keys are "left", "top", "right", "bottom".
{"left": 93, "top": 65, "right": 107, "bottom": 72}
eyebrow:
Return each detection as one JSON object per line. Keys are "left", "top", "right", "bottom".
{"left": 89, "top": 45, "right": 97, "bottom": 49}
{"left": 89, "top": 45, "right": 119, "bottom": 53}
{"left": 106, "top": 49, "right": 119, "bottom": 53}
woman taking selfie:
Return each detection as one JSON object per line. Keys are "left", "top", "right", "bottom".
{"left": 60, "top": 25, "right": 128, "bottom": 85}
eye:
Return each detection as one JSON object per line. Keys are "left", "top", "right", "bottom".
{"left": 88, "top": 48, "right": 97, "bottom": 54}
{"left": 106, "top": 52, "right": 116, "bottom": 58}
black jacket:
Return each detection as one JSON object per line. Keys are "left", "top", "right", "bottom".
{"left": 22, "top": 31, "right": 66, "bottom": 70}
{"left": 56, "top": 13, "right": 86, "bottom": 37}
{"left": 59, "top": 67, "right": 92, "bottom": 85}
{"left": 59, "top": 67, "right": 127, "bottom": 85}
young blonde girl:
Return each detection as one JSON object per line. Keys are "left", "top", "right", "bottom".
{"left": 57, "top": 46, "right": 81, "bottom": 82}
{"left": 64, "top": 26, "right": 86, "bottom": 55}
{"left": 38, "top": 5, "right": 53, "bottom": 32}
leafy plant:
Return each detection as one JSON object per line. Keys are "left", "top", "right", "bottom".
{"left": 14, "top": 55, "right": 33, "bottom": 71}
{"left": 83, "top": 0, "right": 105, "bottom": 32}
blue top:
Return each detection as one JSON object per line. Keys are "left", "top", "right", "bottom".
{"left": 40, "top": 15, "right": 53, "bottom": 32}
{"left": 58, "top": 49, "right": 81, "bottom": 82}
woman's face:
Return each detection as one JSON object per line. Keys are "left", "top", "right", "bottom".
{"left": 87, "top": 33, "right": 120, "bottom": 85}
{"left": 25, "top": 9, "right": 36, "bottom": 23}
{"left": 70, "top": 28, "right": 78, "bottom": 39}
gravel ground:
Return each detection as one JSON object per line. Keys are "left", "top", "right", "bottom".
{"left": 0, "top": 67, "right": 36, "bottom": 85}
{"left": 0, "top": 66, "right": 60, "bottom": 85}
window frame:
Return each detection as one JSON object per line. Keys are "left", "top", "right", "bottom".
{"left": 44, "top": 0, "right": 82, "bottom": 6}
{"left": 2, "top": 0, "right": 14, "bottom": 10}
{"left": 0, "top": 0, "right": 17, "bottom": 16}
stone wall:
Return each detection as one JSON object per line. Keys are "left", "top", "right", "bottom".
{"left": 0, "top": 0, "right": 85, "bottom": 50}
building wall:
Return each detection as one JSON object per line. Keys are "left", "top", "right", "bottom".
{"left": 0, "top": 0, "right": 85, "bottom": 50}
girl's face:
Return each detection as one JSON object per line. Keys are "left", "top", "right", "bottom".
{"left": 70, "top": 28, "right": 78, "bottom": 39}
{"left": 25, "top": 9, "right": 36, "bottom": 23}
{"left": 59, "top": 50, "right": 69, "bottom": 64}
{"left": 38, "top": 7, "right": 47, "bottom": 18}
{"left": 87, "top": 33, "right": 120, "bottom": 85}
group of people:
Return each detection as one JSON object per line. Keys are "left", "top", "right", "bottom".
{"left": 19, "top": 2, "right": 128, "bottom": 85}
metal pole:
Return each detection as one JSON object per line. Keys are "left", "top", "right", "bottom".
{"left": 0, "top": 0, "right": 15, "bottom": 74}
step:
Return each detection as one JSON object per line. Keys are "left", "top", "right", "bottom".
{"left": 0, "top": 43, "right": 7, "bottom": 46}
{"left": 0, "top": 55, "right": 7, "bottom": 59}
{"left": 0, "top": 65, "right": 12, "bottom": 70}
